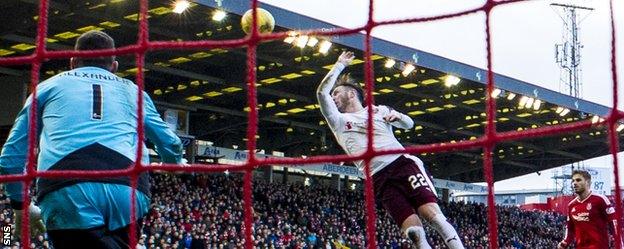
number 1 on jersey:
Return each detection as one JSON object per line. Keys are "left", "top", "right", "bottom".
{"left": 92, "top": 84, "right": 102, "bottom": 120}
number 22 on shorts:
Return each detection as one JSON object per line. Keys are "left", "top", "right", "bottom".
{"left": 408, "top": 174, "right": 431, "bottom": 192}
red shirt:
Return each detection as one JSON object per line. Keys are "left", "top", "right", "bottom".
{"left": 563, "top": 192, "right": 617, "bottom": 249}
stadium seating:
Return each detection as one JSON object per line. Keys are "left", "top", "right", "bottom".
{"left": 1, "top": 174, "right": 570, "bottom": 248}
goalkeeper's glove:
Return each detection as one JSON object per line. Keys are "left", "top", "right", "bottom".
{"left": 13, "top": 202, "right": 46, "bottom": 239}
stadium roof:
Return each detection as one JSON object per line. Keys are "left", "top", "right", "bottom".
{"left": 1, "top": 0, "right": 621, "bottom": 182}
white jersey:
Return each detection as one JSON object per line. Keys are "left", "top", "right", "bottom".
{"left": 331, "top": 105, "right": 414, "bottom": 174}
{"left": 317, "top": 63, "right": 416, "bottom": 175}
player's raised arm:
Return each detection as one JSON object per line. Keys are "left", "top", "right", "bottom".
{"left": 316, "top": 51, "right": 354, "bottom": 124}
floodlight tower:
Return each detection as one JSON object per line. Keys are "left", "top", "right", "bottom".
{"left": 552, "top": 3, "right": 592, "bottom": 98}
{"left": 551, "top": 3, "right": 593, "bottom": 195}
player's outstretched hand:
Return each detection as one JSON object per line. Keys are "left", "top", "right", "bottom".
{"left": 337, "top": 51, "right": 355, "bottom": 67}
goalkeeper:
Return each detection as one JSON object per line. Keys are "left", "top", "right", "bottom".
{"left": 0, "top": 30, "right": 183, "bottom": 248}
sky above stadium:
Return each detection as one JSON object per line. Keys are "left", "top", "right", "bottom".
{"left": 259, "top": 0, "right": 624, "bottom": 191}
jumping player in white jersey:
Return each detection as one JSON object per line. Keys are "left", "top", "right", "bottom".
{"left": 316, "top": 51, "right": 464, "bottom": 249}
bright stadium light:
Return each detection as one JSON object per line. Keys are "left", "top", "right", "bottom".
{"left": 173, "top": 0, "right": 190, "bottom": 14}
{"left": 444, "top": 75, "right": 460, "bottom": 87}
{"left": 402, "top": 64, "right": 415, "bottom": 77}
{"left": 318, "top": 40, "right": 332, "bottom": 54}
{"left": 617, "top": 124, "right": 624, "bottom": 132}
{"left": 294, "top": 35, "right": 309, "bottom": 48}
{"left": 384, "top": 59, "right": 396, "bottom": 68}
{"left": 212, "top": 10, "right": 227, "bottom": 21}
{"left": 284, "top": 36, "right": 296, "bottom": 44}
{"left": 506, "top": 92, "right": 516, "bottom": 100}
{"left": 306, "top": 37, "right": 319, "bottom": 47}
{"left": 532, "top": 99, "right": 542, "bottom": 110}
{"left": 555, "top": 106, "right": 564, "bottom": 114}
{"left": 491, "top": 88, "right": 502, "bottom": 98}
{"left": 559, "top": 108, "right": 570, "bottom": 117}
{"left": 518, "top": 96, "right": 529, "bottom": 107}
{"left": 284, "top": 32, "right": 297, "bottom": 44}
{"left": 524, "top": 97, "right": 535, "bottom": 109}
{"left": 591, "top": 115, "right": 600, "bottom": 123}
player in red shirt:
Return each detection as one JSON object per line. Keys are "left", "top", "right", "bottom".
{"left": 558, "top": 169, "right": 619, "bottom": 249}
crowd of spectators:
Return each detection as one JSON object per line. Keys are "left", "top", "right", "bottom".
{"left": 1, "top": 173, "right": 570, "bottom": 248}
{"left": 139, "top": 173, "right": 568, "bottom": 249}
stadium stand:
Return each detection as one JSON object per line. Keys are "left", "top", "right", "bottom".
{"left": 1, "top": 0, "right": 622, "bottom": 248}
{"left": 2, "top": 173, "right": 570, "bottom": 249}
